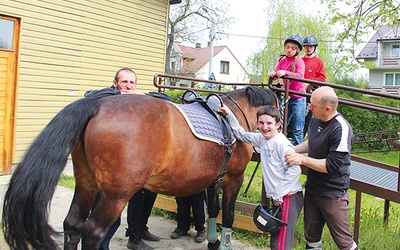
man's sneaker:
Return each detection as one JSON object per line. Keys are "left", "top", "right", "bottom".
{"left": 195, "top": 230, "right": 206, "bottom": 243}
{"left": 170, "top": 228, "right": 188, "bottom": 239}
{"left": 127, "top": 240, "right": 154, "bottom": 250}
{"left": 140, "top": 230, "right": 160, "bottom": 242}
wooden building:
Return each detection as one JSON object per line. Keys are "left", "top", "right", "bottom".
{"left": 0, "top": 0, "right": 178, "bottom": 174}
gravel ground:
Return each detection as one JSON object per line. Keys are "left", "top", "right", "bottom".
{"left": 0, "top": 174, "right": 265, "bottom": 250}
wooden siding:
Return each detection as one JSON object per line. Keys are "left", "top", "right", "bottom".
{"left": 0, "top": 0, "right": 169, "bottom": 162}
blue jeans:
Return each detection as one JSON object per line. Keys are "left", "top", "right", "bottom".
{"left": 100, "top": 217, "right": 120, "bottom": 250}
{"left": 287, "top": 97, "right": 306, "bottom": 145}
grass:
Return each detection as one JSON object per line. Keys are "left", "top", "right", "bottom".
{"left": 58, "top": 152, "right": 400, "bottom": 249}
{"left": 58, "top": 174, "right": 75, "bottom": 189}
{"left": 354, "top": 151, "right": 399, "bottom": 166}
{"left": 236, "top": 156, "right": 400, "bottom": 250}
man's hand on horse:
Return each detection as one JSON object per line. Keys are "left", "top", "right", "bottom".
{"left": 218, "top": 105, "right": 229, "bottom": 116}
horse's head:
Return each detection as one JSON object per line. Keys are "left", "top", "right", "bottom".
{"left": 223, "top": 86, "right": 278, "bottom": 132}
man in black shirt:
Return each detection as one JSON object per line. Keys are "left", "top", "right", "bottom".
{"left": 286, "top": 87, "right": 358, "bottom": 250}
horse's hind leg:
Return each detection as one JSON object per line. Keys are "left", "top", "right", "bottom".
{"left": 80, "top": 195, "right": 126, "bottom": 249}
{"left": 64, "top": 189, "right": 95, "bottom": 250}
{"left": 64, "top": 143, "right": 98, "bottom": 250}
{"left": 64, "top": 180, "right": 98, "bottom": 250}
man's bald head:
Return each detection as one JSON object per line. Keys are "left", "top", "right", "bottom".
{"left": 313, "top": 86, "right": 338, "bottom": 111}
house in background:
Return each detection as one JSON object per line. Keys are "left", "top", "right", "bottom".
{"left": 169, "top": 42, "right": 250, "bottom": 88}
{"left": 356, "top": 23, "right": 400, "bottom": 95}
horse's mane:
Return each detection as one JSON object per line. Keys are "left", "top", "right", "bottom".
{"left": 224, "top": 86, "right": 277, "bottom": 107}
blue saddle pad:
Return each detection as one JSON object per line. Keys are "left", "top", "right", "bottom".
{"left": 174, "top": 102, "right": 235, "bottom": 145}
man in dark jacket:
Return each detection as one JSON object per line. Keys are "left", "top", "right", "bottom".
{"left": 86, "top": 68, "right": 170, "bottom": 250}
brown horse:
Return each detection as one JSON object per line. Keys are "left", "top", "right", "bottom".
{"left": 2, "top": 86, "right": 278, "bottom": 250}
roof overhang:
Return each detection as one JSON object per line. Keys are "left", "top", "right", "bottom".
{"left": 169, "top": 0, "right": 182, "bottom": 4}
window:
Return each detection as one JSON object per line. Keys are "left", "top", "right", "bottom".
{"left": 384, "top": 73, "right": 400, "bottom": 86}
{"left": 171, "top": 61, "right": 176, "bottom": 72}
{"left": 391, "top": 45, "right": 400, "bottom": 58}
{"left": 0, "top": 19, "right": 15, "bottom": 50}
{"left": 220, "top": 61, "right": 229, "bottom": 74}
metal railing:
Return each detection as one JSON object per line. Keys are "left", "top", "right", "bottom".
{"left": 153, "top": 73, "right": 400, "bottom": 243}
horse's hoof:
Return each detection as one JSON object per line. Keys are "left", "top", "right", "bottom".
{"left": 207, "top": 239, "right": 220, "bottom": 250}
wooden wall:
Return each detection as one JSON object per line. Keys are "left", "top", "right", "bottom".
{"left": 0, "top": 0, "right": 170, "bottom": 163}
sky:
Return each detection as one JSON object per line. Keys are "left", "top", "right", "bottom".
{"left": 213, "top": 0, "right": 268, "bottom": 65}
{"left": 209, "top": 0, "right": 330, "bottom": 64}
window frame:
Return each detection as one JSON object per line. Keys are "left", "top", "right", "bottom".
{"left": 220, "top": 61, "right": 230, "bottom": 74}
{"left": 384, "top": 72, "right": 400, "bottom": 86}
{"left": 0, "top": 17, "right": 15, "bottom": 51}
{"left": 391, "top": 44, "right": 400, "bottom": 58}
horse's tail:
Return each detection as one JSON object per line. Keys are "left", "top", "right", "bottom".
{"left": 2, "top": 97, "right": 100, "bottom": 250}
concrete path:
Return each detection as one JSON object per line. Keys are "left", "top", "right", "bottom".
{"left": 0, "top": 173, "right": 263, "bottom": 250}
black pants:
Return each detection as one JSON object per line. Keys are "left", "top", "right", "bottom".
{"left": 175, "top": 190, "right": 206, "bottom": 232}
{"left": 126, "top": 188, "right": 158, "bottom": 243}
{"left": 99, "top": 216, "right": 120, "bottom": 250}
{"left": 99, "top": 188, "right": 157, "bottom": 249}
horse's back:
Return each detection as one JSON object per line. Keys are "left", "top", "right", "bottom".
{"left": 82, "top": 94, "right": 225, "bottom": 196}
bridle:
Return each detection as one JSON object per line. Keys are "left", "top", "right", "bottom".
{"left": 224, "top": 95, "right": 251, "bottom": 132}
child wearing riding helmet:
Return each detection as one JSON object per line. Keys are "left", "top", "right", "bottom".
{"left": 302, "top": 35, "right": 326, "bottom": 137}
{"left": 269, "top": 34, "right": 306, "bottom": 146}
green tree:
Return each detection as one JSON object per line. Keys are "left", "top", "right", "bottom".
{"left": 321, "top": 0, "right": 400, "bottom": 44}
{"left": 246, "top": 0, "right": 340, "bottom": 82}
{"left": 320, "top": 0, "right": 400, "bottom": 65}
{"left": 336, "top": 77, "right": 400, "bottom": 148}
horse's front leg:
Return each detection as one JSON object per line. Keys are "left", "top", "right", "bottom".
{"left": 206, "top": 183, "right": 221, "bottom": 250}
{"left": 219, "top": 173, "right": 245, "bottom": 250}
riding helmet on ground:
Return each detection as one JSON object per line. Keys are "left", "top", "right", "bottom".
{"left": 253, "top": 205, "right": 287, "bottom": 233}
{"left": 303, "top": 35, "right": 318, "bottom": 46}
{"left": 284, "top": 34, "right": 303, "bottom": 51}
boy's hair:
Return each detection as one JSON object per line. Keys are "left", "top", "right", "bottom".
{"left": 257, "top": 105, "right": 281, "bottom": 123}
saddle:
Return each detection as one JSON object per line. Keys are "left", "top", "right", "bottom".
{"left": 179, "top": 90, "right": 234, "bottom": 145}
{"left": 178, "top": 90, "right": 234, "bottom": 188}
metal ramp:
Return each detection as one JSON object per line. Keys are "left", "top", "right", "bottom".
{"left": 351, "top": 160, "right": 398, "bottom": 191}
{"left": 346, "top": 155, "right": 400, "bottom": 243}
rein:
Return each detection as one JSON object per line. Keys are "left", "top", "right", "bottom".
{"left": 225, "top": 95, "right": 251, "bottom": 132}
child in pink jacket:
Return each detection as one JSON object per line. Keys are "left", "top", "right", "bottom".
{"left": 269, "top": 34, "right": 306, "bottom": 146}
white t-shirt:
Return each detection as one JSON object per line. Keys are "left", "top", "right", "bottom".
{"left": 226, "top": 112, "right": 303, "bottom": 202}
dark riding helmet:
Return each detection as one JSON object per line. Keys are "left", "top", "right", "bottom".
{"left": 284, "top": 34, "right": 303, "bottom": 51}
{"left": 253, "top": 205, "right": 287, "bottom": 233}
{"left": 303, "top": 35, "right": 318, "bottom": 46}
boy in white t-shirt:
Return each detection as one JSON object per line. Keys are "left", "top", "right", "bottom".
{"left": 219, "top": 105, "right": 303, "bottom": 250}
